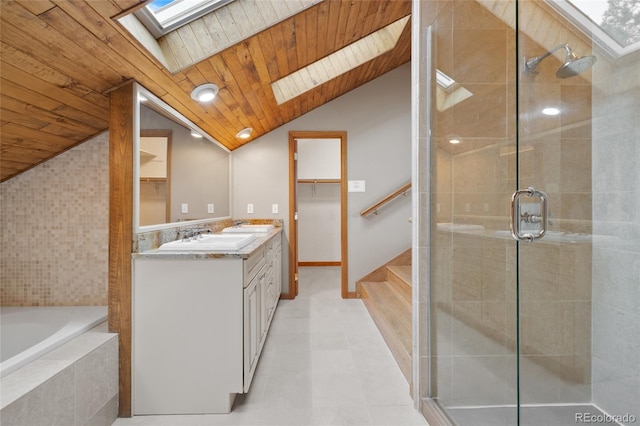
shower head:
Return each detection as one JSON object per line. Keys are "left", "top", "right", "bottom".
{"left": 525, "top": 44, "right": 596, "bottom": 78}
{"left": 556, "top": 52, "right": 597, "bottom": 78}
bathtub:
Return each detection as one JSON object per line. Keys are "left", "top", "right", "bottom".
{"left": 0, "top": 306, "right": 107, "bottom": 378}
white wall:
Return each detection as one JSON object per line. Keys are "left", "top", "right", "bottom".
{"left": 231, "top": 63, "right": 412, "bottom": 295}
{"left": 297, "top": 138, "right": 342, "bottom": 263}
{"left": 298, "top": 182, "right": 341, "bottom": 262}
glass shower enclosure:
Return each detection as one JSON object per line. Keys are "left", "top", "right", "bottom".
{"left": 416, "top": 0, "right": 639, "bottom": 425}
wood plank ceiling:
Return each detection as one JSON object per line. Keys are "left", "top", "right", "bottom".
{"left": 0, "top": 0, "right": 412, "bottom": 182}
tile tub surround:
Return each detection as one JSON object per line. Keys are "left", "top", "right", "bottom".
{"left": 0, "top": 322, "right": 119, "bottom": 426}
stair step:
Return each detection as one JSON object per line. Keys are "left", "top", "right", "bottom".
{"left": 386, "top": 265, "right": 411, "bottom": 304}
{"left": 387, "top": 265, "right": 411, "bottom": 286}
{"left": 360, "top": 281, "right": 412, "bottom": 384}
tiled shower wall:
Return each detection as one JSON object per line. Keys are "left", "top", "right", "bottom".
{"left": 0, "top": 132, "right": 109, "bottom": 306}
{"left": 591, "top": 54, "right": 640, "bottom": 422}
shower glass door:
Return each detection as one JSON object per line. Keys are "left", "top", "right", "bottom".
{"left": 429, "top": 0, "right": 519, "bottom": 424}
{"left": 517, "top": 0, "right": 595, "bottom": 422}
{"left": 517, "top": 0, "right": 639, "bottom": 424}
{"left": 427, "top": 0, "right": 639, "bottom": 425}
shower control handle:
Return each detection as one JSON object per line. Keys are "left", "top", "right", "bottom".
{"left": 510, "top": 187, "right": 549, "bottom": 242}
{"left": 521, "top": 211, "right": 541, "bottom": 223}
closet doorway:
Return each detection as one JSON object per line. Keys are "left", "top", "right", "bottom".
{"left": 288, "top": 131, "right": 348, "bottom": 299}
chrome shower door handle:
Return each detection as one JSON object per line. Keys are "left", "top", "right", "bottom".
{"left": 510, "top": 187, "right": 549, "bottom": 242}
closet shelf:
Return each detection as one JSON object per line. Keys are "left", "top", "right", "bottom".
{"left": 297, "top": 179, "right": 341, "bottom": 184}
{"left": 139, "top": 149, "right": 157, "bottom": 159}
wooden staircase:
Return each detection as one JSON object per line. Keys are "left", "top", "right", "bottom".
{"left": 356, "top": 250, "right": 412, "bottom": 385}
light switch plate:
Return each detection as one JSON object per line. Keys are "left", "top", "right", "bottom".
{"left": 207, "top": 204, "right": 215, "bottom": 214}
{"left": 348, "top": 180, "right": 366, "bottom": 192}
{"left": 272, "top": 204, "right": 278, "bottom": 214}
{"left": 181, "top": 203, "right": 188, "bottom": 213}
{"left": 247, "top": 203, "right": 254, "bottom": 214}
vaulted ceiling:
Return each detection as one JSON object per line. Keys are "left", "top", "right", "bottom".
{"left": 0, "top": 0, "right": 412, "bottom": 182}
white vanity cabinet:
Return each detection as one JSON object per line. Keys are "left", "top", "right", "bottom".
{"left": 133, "top": 231, "right": 281, "bottom": 415}
{"left": 264, "top": 235, "right": 282, "bottom": 328}
{"left": 243, "top": 245, "right": 266, "bottom": 392}
{"left": 243, "top": 234, "right": 282, "bottom": 391}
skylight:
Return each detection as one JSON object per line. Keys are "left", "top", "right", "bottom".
{"left": 136, "top": 0, "right": 236, "bottom": 38}
{"left": 435, "top": 69, "right": 473, "bottom": 112}
{"left": 548, "top": 0, "right": 640, "bottom": 57}
{"left": 271, "top": 16, "right": 410, "bottom": 105}
{"left": 436, "top": 70, "right": 456, "bottom": 90}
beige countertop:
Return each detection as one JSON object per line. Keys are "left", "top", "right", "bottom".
{"left": 133, "top": 227, "right": 282, "bottom": 260}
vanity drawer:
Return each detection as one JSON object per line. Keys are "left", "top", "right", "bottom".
{"left": 244, "top": 246, "right": 265, "bottom": 287}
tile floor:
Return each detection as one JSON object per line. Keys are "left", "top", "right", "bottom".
{"left": 113, "top": 267, "right": 428, "bottom": 426}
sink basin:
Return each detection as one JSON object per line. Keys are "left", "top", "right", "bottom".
{"left": 158, "top": 233, "right": 257, "bottom": 251}
{"left": 222, "top": 224, "right": 275, "bottom": 233}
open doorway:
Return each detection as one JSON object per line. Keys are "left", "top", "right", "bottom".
{"left": 288, "top": 131, "right": 348, "bottom": 299}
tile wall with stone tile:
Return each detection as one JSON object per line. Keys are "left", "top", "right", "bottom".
{"left": 0, "top": 132, "right": 109, "bottom": 306}
{"left": 591, "top": 51, "right": 640, "bottom": 422}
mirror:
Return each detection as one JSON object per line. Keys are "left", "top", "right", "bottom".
{"left": 139, "top": 129, "right": 172, "bottom": 226}
{"left": 134, "top": 85, "right": 231, "bottom": 231}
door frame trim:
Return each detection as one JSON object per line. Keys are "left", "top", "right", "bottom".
{"left": 288, "top": 131, "right": 349, "bottom": 299}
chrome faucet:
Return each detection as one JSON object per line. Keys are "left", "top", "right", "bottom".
{"left": 179, "top": 229, "right": 195, "bottom": 241}
{"left": 233, "top": 220, "right": 247, "bottom": 227}
{"left": 179, "top": 227, "right": 210, "bottom": 241}
{"left": 191, "top": 227, "right": 211, "bottom": 238}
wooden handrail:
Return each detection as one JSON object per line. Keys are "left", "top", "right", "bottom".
{"left": 360, "top": 182, "right": 411, "bottom": 217}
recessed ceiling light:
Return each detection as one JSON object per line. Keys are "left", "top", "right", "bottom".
{"left": 190, "top": 130, "right": 203, "bottom": 138}
{"left": 236, "top": 127, "right": 253, "bottom": 139}
{"left": 449, "top": 138, "right": 461, "bottom": 144}
{"left": 542, "top": 107, "right": 560, "bottom": 116}
{"left": 190, "top": 83, "right": 219, "bottom": 103}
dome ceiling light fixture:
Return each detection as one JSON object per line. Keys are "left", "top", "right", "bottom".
{"left": 236, "top": 127, "right": 253, "bottom": 139}
{"left": 190, "top": 83, "right": 219, "bottom": 103}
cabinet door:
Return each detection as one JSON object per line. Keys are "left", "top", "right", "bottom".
{"left": 134, "top": 258, "right": 243, "bottom": 414}
{"left": 243, "top": 276, "right": 260, "bottom": 392}
{"left": 274, "top": 242, "right": 282, "bottom": 301}
{"left": 266, "top": 274, "right": 275, "bottom": 324}
{"left": 259, "top": 269, "right": 268, "bottom": 343}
